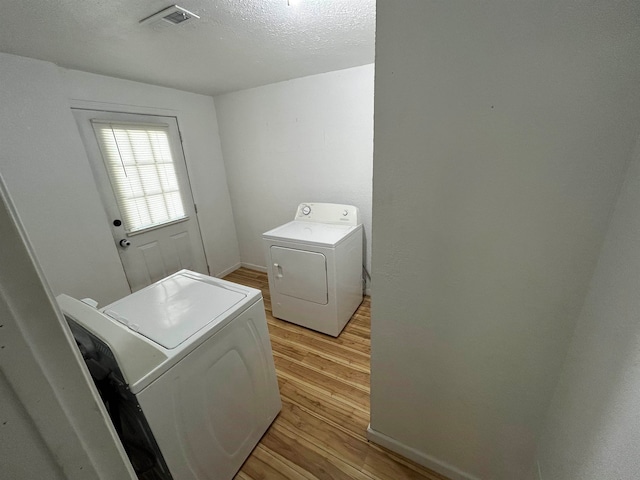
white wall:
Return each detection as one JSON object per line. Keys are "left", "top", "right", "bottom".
{"left": 370, "top": 2, "right": 640, "bottom": 480}
{"left": 536, "top": 138, "right": 640, "bottom": 479}
{"left": 0, "top": 52, "right": 240, "bottom": 305}
{"left": 214, "top": 65, "right": 374, "bottom": 280}
{"left": 0, "top": 53, "right": 130, "bottom": 304}
{"left": 61, "top": 68, "right": 241, "bottom": 279}
{"left": 0, "top": 173, "right": 136, "bottom": 480}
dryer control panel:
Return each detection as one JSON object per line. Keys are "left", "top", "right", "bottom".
{"left": 295, "top": 203, "right": 360, "bottom": 226}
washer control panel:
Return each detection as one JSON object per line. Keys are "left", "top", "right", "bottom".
{"left": 296, "top": 203, "right": 360, "bottom": 226}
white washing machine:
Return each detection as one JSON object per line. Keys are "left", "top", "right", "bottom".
{"left": 58, "top": 269, "right": 281, "bottom": 480}
{"left": 263, "top": 203, "right": 364, "bottom": 337}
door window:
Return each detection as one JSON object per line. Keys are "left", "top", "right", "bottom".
{"left": 91, "top": 121, "right": 187, "bottom": 234}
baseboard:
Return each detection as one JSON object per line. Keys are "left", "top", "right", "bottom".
{"left": 241, "top": 262, "right": 268, "bottom": 273}
{"left": 366, "top": 425, "right": 480, "bottom": 480}
{"left": 214, "top": 263, "right": 241, "bottom": 278}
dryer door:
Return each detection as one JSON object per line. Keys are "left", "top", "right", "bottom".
{"left": 269, "top": 246, "right": 328, "bottom": 305}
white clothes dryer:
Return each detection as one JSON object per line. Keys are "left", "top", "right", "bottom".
{"left": 263, "top": 203, "right": 364, "bottom": 337}
{"left": 58, "top": 270, "right": 281, "bottom": 480}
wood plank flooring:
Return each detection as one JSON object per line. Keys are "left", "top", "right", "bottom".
{"left": 224, "top": 268, "right": 449, "bottom": 480}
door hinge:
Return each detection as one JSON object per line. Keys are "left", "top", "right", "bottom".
{"left": 178, "top": 130, "right": 183, "bottom": 144}
{"left": 194, "top": 203, "right": 198, "bottom": 214}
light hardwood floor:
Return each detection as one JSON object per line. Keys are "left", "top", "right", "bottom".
{"left": 224, "top": 268, "right": 449, "bottom": 480}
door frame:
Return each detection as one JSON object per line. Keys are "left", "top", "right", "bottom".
{"left": 71, "top": 105, "right": 210, "bottom": 290}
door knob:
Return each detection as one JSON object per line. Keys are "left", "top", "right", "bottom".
{"left": 119, "top": 239, "right": 131, "bottom": 248}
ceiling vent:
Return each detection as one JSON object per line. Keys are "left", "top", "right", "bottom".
{"left": 140, "top": 5, "right": 200, "bottom": 27}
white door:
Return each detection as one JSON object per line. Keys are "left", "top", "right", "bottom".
{"left": 270, "top": 246, "right": 328, "bottom": 304}
{"left": 74, "top": 110, "right": 209, "bottom": 292}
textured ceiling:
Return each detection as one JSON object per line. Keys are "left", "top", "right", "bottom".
{"left": 0, "top": 0, "right": 375, "bottom": 96}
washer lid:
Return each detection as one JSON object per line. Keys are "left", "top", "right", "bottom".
{"left": 263, "top": 220, "right": 359, "bottom": 247}
{"left": 103, "top": 271, "right": 247, "bottom": 349}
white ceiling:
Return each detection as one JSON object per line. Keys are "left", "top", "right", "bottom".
{"left": 0, "top": 0, "right": 375, "bottom": 96}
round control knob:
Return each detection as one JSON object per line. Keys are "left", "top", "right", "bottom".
{"left": 343, "top": 210, "right": 349, "bottom": 216}
{"left": 301, "top": 205, "right": 311, "bottom": 215}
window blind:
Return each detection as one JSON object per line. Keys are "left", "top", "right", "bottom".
{"left": 92, "top": 121, "right": 187, "bottom": 234}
